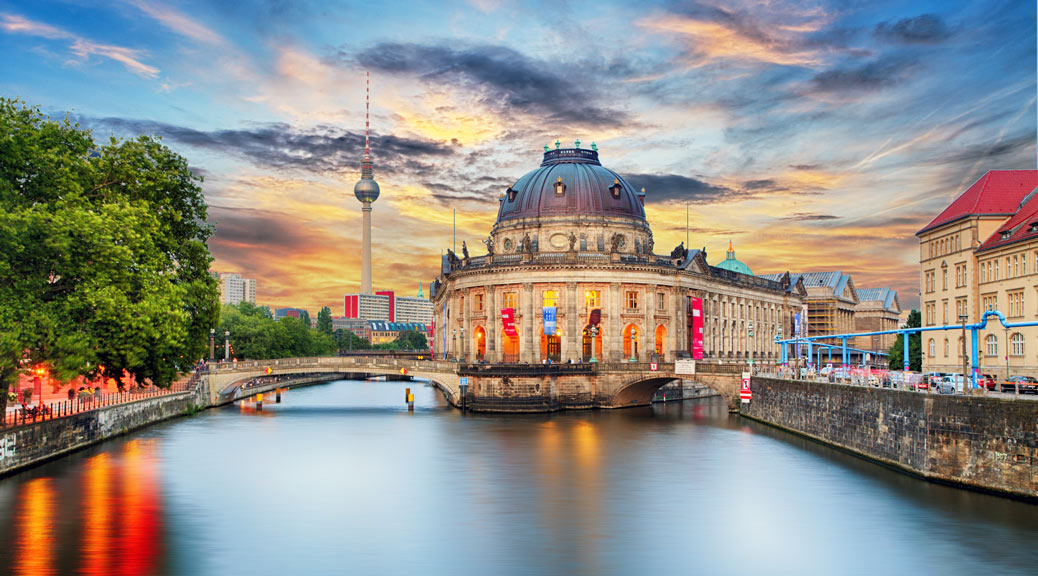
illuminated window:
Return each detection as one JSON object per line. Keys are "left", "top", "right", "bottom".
{"left": 542, "top": 290, "right": 558, "bottom": 307}
{"left": 585, "top": 290, "right": 600, "bottom": 308}
{"left": 503, "top": 292, "right": 517, "bottom": 309}
{"left": 626, "top": 291, "right": 639, "bottom": 309}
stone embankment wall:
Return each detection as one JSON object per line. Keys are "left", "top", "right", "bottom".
{"left": 743, "top": 377, "right": 1037, "bottom": 500}
{"left": 0, "top": 384, "right": 207, "bottom": 477}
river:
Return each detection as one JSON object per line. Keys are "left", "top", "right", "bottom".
{"left": 0, "top": 378, "right": 1034, "bottom": 576}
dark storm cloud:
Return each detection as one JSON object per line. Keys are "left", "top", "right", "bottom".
{"left": 780, "top": 213, "right": 840, "bottom": 222}
{"left": 208, "top": 206, "right": 318, "bottom": 252}
{"left": 352, "top": 42, "right": 631, "bottom": 127}
{"left": 89, "top": 117, "right": 455, "bottom": 174}
{"left": 874, "top": 14, "right": 951, "bottom": 44}
{"left": 809, "top": 55, "right": 917, "bottom": 93}
{"left": 925, "top": 133, "right": 1036, "bottom": 167}
{"left": 625, "top": 173, "right": 738, "bottom": 204}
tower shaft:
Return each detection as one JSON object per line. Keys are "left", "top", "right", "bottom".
{"left": 361, "top": 202, "right": 373, "bottom": 294}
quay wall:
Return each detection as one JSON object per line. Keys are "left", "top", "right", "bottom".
{"left": 742, "top": 377, "right": 1038, "bottom": 500}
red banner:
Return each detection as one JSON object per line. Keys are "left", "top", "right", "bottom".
{"left": 588, "top": 308, "right": 601, "bottom": 327}
{"left": 691, "top": 297, "right": 704, "bottom": 360}
{"left": 501, "top": 308, "right": 517, "bottom": 336}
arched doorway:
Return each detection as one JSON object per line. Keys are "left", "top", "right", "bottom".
{"left": 473, "top": 326, "right": 486, "bottom": 361}
{"left": 540, "top": 326, "right": 561, "bottom": 363}
{"left": 622, "top": 324, "right": 640, "bottom": 361}
{"left": 654, "top": 325, "right": 667, "bottom": 360}
{"left": 501, "top": 328, "right": 520, "bottom": 363}
{"left": 582, "top": 325, "right": 603, "bottom": 362}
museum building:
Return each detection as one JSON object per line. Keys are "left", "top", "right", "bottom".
{"left": 429, "top": 144, "right": 808, "bottom": 364}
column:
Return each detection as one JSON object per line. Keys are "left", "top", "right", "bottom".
{"left": 645, "top": 284, "right": 655, "bottom": 360}
{"left": 487, "top": 288, "right": 498, "bottom": 362}
{"left": 608, "top": 283, "right": 621, "bottom": 362}
{"left": 565, "top": 282, "right": 578, "bottom": 362}
{"left": 462, "top": 289, "right": 470, "bottom": 363}
{"left": 522, "top": 282, "right": 535, "bottom": 363}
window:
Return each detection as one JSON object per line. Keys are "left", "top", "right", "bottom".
{"left": 584, "top": 290, "right": 600, "bottom": 309}
{"left": 943, "top": 338, "right": 949, "bottom": 357}
{"left": 542, "top": 290, "right": 558, "bottom": 307}
{"left": 942, "top": 301, "right": 948, "bottom": 324}
{"left": 1011, "top": 332, "right": 1025, "bottom": 356}
{"left": 928, "top": 338, "right": 935, "bottom": 357}
{"left": 985, "top": 334, "right": 998, "bottom": 357}
{"left": 1006, "top": 257, "right": 1011, "bottom": 278}
{"left": 657, "top": 293, "right": 665, "bottom": 310}
{"left": 942, "top": 269, "right": 947, "bottom": 290}
{"left": 503, "top": 292, "right": 517, "bottom": 309}
{"left": 981, "top": 262, "right": 987, "bottom": 283}
{"left": 1014, "top": 255, "right": 1019, "bottom": 277}
{"left": 625, "top": 290, "right": 639, "bottom": 309}
{"left": 475, "top": 293, "right": 484, "bottom": 312}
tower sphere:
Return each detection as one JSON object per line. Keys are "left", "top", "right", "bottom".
{"left": 354, "top": 178, "right": 380, "bottom": 203}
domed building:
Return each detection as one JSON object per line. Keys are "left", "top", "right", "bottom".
{"left": 715, "top": 241, "right": 753, "bottom": 276}
{"left": 430, "top": 144, "right": 806, "bottom": 383}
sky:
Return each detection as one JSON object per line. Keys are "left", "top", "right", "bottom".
{"left": 1, "top": 0, "right": 1035, "bottom": 314}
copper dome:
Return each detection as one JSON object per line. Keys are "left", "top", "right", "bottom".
{"left": 495, "top": 148, "right": 645, "bottom": 224}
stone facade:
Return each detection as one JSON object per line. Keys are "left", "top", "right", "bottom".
{"left": 743, "top": 377, "right": 1038, "bottom": 500}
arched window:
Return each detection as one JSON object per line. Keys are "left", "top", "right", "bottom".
{"left": 985, "top": 334, "right": 998, "bottom": 357}
{"left": 1011, "top": 332, "right": 1025, "bottom": 357}
{"left": 928, "top": 338, "right": 935, "bottom": 358}
{"left": 943, "top": 338, "right": 949, "bottom": 357}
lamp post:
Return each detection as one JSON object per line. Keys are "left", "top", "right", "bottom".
{"left": 959, "top": 314, "right": 969, "bottom": 395}
{"left": 209, "top": 328, "right": 215, "bottom": 362}
{"left": 629, "top": 327, "right": 637, "bottom": 362}
{"left": 224, "top": 330, "right": 230, "bottom": 360}
{"left": 748, "top": 321, "right": 755, "bottom": 373}
{"left": 452, "top": 329, "right": 457, "bottom": 362}
{"left": 589, "top": 325, "right": 599, "bottom": 363}
{"left": 460, "top": 327, "right": 466, "bottom": 363}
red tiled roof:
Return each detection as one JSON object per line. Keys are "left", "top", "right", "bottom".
{"left": 916, "top": 170, "right": 1038, "bottom": 236}
{"left": 977, "top": 189, "right": 1038, "bottom": 252}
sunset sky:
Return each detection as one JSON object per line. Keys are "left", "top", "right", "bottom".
{"left": 2, "top": 0, "right": 1035, "bottom": 313}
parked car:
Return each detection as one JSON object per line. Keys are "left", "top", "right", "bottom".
{"left": 935, "top": 377, "right": 958, "bottom": 394}
{"left": 1001, "top": 375, "right": 1038, "bottom": 394}
{"left": 979, "top": 374, "right": 997, "bottom": 391}
{"left": 909, "top": 378, "right": 929, "bottom": 391}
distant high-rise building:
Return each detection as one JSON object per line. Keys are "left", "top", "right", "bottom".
{"left": 344, "top": 293, "right": 391, "bottom": 321}
{"left": 215, "top": 272, "right": 257, "bottom": 305}
{"left": 396, "top": 295, "right": 433, "bottom": 325}
{"left": 343, "top": 286, "right": 432, "bottom": 325}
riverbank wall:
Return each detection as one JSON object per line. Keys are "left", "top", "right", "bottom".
{"left": 742, "top": 377, "right": 1038, "bottom": 500}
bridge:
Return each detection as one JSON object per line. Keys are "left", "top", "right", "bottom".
{"left": 204, "top": 356, "right": 748, "bottom": 412}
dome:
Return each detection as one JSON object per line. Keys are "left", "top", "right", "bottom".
{"left": 495, "top": 147, "right": 645, "bottom": 224}
{"left": 354, "top": 178, "right": 380, "bottom": 203}
{"left": 715, "top": 241, "right": 753, "bottom": 275}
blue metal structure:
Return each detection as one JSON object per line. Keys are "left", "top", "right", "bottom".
{"left": 774, "top": 309, "right": 1038, "bottom": 388}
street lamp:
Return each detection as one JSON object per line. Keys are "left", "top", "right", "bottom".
{"left": 588, "top": 325, "right": 599, "bottom": 363}
{"left": 629, "top": 327, "right": 637, "bottom": 362}
{"left": 209, "top": 328, "right": 215, "bottom": 362}
{"left": 224, "top": 330, "right": 230, "bottom": 360}
{"left": 452, "top": 329, "right": 457, "bottom": 362}
{"left": 959, "top": 314, "right": 969, "bottom": 395}
{"left": 748, "top": 321, "right": 755, "bottom": 373}
{"left": 460, "top": 327, "right": 466, "bottom": 363}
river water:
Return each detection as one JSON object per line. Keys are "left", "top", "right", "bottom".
{"left": 0, "top": 379, "right": 1034, "bottom": 576}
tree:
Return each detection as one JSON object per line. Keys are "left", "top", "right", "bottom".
{"left": 317, "top": 306, "right": 333, "bottom": 335}
{"left": 0, "top": 99, "right": 219, "bottom": 415}
{"left": 299, "top": 310, "right": 312, "bottom": 329}
{"left": 334, "top": 328, "right": 369, "bottom": 351}
{"left": 395, "top": 329, "right": 429, "bottom": 350}
{"left": 217, "top": 302, "right": 336, "bottom": 360}
{"left": 888, "top": 310, "right": 922, "bottom": 371}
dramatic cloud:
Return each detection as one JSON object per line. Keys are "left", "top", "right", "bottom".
{"left": 780, "top": 213, "right": 840, "bottom": 221}
{"left": 90, "top": 117, "right": 456, "bottom": 174}
{"left": 625, "top": 173, "right": 738, "bottom": 204}
{"left": 810, "top": 55, "right": 917, "bottom": 93}
{"left": 874, "top": 14, "right": 951, "bottom": 44}
{"left": 353, "top": 42, "right": 631, "bottom": 127}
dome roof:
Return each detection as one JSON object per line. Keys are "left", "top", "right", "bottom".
{"left": 716, "top": 241, "right": 753, "bottom": 275}
{"left": 354, "top": 178, "right": 380, "bottom": 203}
{"left": 496, "top": 147, "right": 645, "bottom": 224}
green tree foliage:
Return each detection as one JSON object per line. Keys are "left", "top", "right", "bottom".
{"left": 0, "top": 99, "right": 219, "bottom": 414}
{"left": 216, "top": 303, "right": 336, "bottom": 360}
{"left": 317, "top": 306, "right": 333, "bottom": 335}
{"left": 299, "top": 309, "right": 312, "bottom": 329}
{"left": 373, "top": 329, "right": 429, "bottom": 350}
{"left": 334, "top": 328, "right": 369, "bottom": 351}
{"left": 888, "top": 309, "right": 922, "bottom": 371}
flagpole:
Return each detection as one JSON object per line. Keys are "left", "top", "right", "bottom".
{"left": 453, "top": 209, "right": 456, "bottom": 254}
{"left": 685, "top": 201, "right": 689, "bottom": 247}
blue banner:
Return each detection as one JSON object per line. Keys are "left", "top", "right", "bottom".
{"left": 543, "top": 307, "right": 557, "bottom": 335}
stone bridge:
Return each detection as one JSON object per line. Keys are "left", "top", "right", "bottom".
{"left": 206, "top": 357, "right": 746, "bottom": 412}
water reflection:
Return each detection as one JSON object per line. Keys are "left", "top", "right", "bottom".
{"left": 0, "top": 380, "right": 1034, "bottom": 576}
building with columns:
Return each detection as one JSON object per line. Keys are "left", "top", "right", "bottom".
{"left": 429, "top": 144, "right": 807, "bottom": 364}
{"left": 918, "top": 170, "right": 1038, "bottom": 376}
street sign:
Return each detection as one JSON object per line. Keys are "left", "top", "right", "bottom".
{"left": 650, "top": 362, "right": 658, "bottom": 372}
{"left": 460, "top": 377, "right": 468, "bottom": 386}
{"left": 740, "top": 371, "right": 752, "bottom": 403}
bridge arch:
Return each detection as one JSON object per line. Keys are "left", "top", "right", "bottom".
{"left": 609, "top": 372, "right": 739, "bottom": 411}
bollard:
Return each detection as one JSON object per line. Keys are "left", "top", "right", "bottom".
{"left": 407, "top": 392, "right": 414, "bottom": 412}
{"left": 405, "top": 387, "right": 410, "bottom": 402}
{"left": 256, "top": 393, "right": 263, "bottom": 411}
{"left": 276, "top": 388, "right": 282, "bottom": 403}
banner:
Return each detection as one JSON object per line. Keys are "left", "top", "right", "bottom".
{"left": 543, "top": 307, "right": 557, "bottom": 335}
{"left": 690, "top": 297, "right": 704, "bottom": 360}
{"left": 501, "top": 307, "right": 518, "bottom": 336}
{"left": 588, "top": 308, "right": 601, "bottom": 327}
{"left": 794, "top": 312, "right": 802, "bottom": 359}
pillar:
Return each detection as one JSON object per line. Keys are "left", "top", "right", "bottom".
{"left": 645, "top": 284, "right": 655, "bottom": 359}
{"left": 608, "top": 283, "right": 621, "bottom": 362}
{"left": 565, "top": 282, "right": 578, "bottom": 362}
{"left": 487, "top": 288, "right": 498, "bottom": 362}
{"left": 521, "top": 282, "right": 535, "bottom": 363}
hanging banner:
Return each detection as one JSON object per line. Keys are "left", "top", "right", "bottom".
{"left": 794, "top": 312, "right": 802, "bottom": 359}
{"left": 543, "top": 307, "right": 557, "bottom": 335}
{"left": 442, "top": 305, "right": 448, "bottom": 358}
{"left": 588, "top": 308, "right": 601, "bottom": 327}
{"left": 690, "top": 297, "right": 704, "bottom": 360}
{"left": 501, "top": 307, "right": 518, "bottom": 336}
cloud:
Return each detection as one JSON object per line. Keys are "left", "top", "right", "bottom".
{"left": 352, "top": 42, "right": 631, "bottom": 127}
{"left": 90, "top": 117, "right": 456, "bottom": 175}
{"left": 809, "top": 55, "right": 916, "bottom": 93}
{"left": 0, "top": 13, "right": 159, "bottom": 78}
{"left": 874, "top": 14, "right": 951, "bottom": 44}
{"left": 125, "top": 0, "right": 224, "bottom": 45}
{"left": 779, "top": 212, "right": 840, "bottom": 221}
{"left": 625, "top": 173, "right": 738, "bottom": 204}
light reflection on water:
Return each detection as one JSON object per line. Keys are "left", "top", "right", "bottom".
{"left": 0, "top": 379, "right": 1034, "bottom": 576}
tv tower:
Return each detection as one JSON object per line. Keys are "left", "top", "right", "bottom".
{"left": 353, "top": 71, "right": 380, "bottom": 294}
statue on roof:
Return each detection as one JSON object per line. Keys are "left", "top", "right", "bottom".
{"left": 462, "top": 241, "right": 469, "bottom": 260}
{"left": 646, "top": 230, "right": 654, "bottom": 254}
{"left": 569, "top": 231, "right": 577, "bottom": 251}
{"left": 521, "top": 233, "right": 532, "bottom": 254}
{"left": 670, "top": 242, "right": 688, "bottom": 260}
{"left": 482, "top": 235, "right": 494, "bottom": 256}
